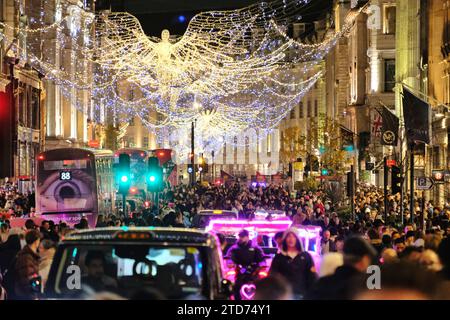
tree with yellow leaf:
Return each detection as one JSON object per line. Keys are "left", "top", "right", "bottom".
{"left": 280, "top": 114, "right": 351, "bottom": 176}
{"left": 280, "top": 126, "right": 307, "bottom": 165}
{"left": 315, "top": 115, "right": 351, "bottom": 176}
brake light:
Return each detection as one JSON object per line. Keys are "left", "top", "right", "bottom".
{"left": 258, "top": 271, "right": 268, "bottom": 278}
{"left": 117, "top": 232, "right": 150, "bottom": 240}
{"left": 37, "top": 155, "right": 44, "bottom": 160}
{"left": 225, "top": 270, "right": 236, "bottom": 278}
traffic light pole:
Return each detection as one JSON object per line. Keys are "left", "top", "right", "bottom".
{"left": 409, "top": 143, "right": 415, "bottom": 224}
{"left": 421, "top": 191, "right": 425, "bottom": 230}
{"left": 211, "top": 150, "right": 215, "bottom": 182}
{"left": 154, "top": 192, "right": 159, "bottom": 216}
{"left": 384, "top": 157, "right": 388, "bottom": 223}
{"left": 8, "top": 60, "right": 17, "bottom": 178}
{"left": 400, "top": 164, "right": 404, "bottom": 227}
{"left": 350, "top": 165, "right": 354, "bottom": 221}
{"left": 122, "top": 193, "right": 126, "bottom": 218}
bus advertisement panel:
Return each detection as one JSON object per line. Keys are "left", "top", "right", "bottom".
{"left": 36, "top": 148, "right": 114, "bottom": 227}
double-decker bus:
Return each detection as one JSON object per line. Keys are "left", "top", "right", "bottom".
{"left": 35, "top": 148, "right": 115, "bottom": 227}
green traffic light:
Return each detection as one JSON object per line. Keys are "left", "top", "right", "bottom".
{"left": 120, "top": 175, "right": 128, "bottom": 183}
{"left": 149, "top": 175, "right": 156, "bottom": 182}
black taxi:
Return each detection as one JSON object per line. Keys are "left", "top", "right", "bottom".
{"left": 44, "top": 227, "right": 232, "bottom": 300}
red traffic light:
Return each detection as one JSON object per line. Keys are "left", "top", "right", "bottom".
{"left": 432, "top": 170, "right": 445, "bottom": 183}
{"left": 144, "top": 201, "right": 150, "bottom": 208}
{"left": 37, "top": 154, "right": 45, "bottom": 160}
{"left": 386, "top": 160, "right": 396, "bottom": 167}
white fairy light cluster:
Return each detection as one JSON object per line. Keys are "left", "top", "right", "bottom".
{"left": 0, "top": 0, "right": 365, "bottom": 154}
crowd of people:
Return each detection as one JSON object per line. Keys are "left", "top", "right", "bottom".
{"left": 0, "top": 180, "right": 449, "bottom": 300}
{"left": 0, "top": 183, "right": 35, "bottom": 218}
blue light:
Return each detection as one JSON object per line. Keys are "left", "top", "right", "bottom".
{"left": 344, "top": 145, "right": 355, "bottom": 152}
{"left": 197, "top": 262, "right": 203, "bottom": 269}
{"left": 72, "top": 248, "right": 78, "bottom": 259}
{"left": 178, "top": 15, "right": 186, "bottom": 23}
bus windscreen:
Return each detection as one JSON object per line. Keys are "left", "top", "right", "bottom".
{"left": 43, "top": 159, "right": 88, "bottom": 170}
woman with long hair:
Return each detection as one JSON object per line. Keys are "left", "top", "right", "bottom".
{"left": 269, "top": 228, "right": 317, "bottom": 299}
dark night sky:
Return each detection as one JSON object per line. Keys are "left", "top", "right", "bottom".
{"left": 95, "top": 0, "right": 333, "bottom": 37}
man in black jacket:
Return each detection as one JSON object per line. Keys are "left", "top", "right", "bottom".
{"left": 226, "top": 229, "right": 265, "bottom": 300}
{"left": 320, "top": 230, "right": 337, "bottom": 254}
{"left": 306, "top": 236, "right": 377, "bottom": 300}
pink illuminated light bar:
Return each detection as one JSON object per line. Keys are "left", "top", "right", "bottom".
{"left": 205, "top": 218, "right": 292, "bottom": 237}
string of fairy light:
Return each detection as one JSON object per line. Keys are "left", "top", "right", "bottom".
{"left": 0, "top": 0, "right": 367, "bottom": 157}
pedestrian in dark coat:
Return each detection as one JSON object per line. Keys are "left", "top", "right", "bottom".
{"left": 269, "top": 228, "right": 317, "bottom": 299}
{"left": 320, "top": 230, "right": 337, "bottom": 255}
{"left": 0, "top": 234, "right": 21, "bottom": 274}
{"left": 306, "top": 236, "right": 377, "bottom": 300}
{"left": 14, "top": 230, "right": 41, "bottom": 299}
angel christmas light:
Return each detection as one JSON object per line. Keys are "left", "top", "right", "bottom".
{"left": 0, "top": 0, "right": 366, "bottom": 153}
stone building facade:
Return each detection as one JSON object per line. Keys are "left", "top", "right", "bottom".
{"left": 0, "top": 0, "right": 44, "bottom": 193}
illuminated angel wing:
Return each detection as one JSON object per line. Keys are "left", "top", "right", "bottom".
{"left": 181, "top": 0, "right": 312, "bottom": 50}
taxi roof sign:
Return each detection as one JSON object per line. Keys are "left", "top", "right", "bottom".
{"left": 197, "top": 210, "right": 236, "bottom": 217}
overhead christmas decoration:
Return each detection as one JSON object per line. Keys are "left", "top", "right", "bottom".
{"left": 0, "top": 0, "right": 366, "bottom": 155}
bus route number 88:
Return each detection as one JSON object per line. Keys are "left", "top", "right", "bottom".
{"left": 60, "top": 171, "right": 72, "bottom": 181}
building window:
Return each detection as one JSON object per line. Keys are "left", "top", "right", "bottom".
{"left": 129, "top": 117, "right": 135, "bottom": 126}
{"left": 245, "top": 136, "right": 250, "bottom": 164}
{"left": 307, "top": 101, "right": 311, "bottom": 118}
{"left": 290, "top": 107, "right": 296, "bottom": 119}
{"left": 314, "top": 100, "right": 318, "bottom": 117}
{"left": 143, "top": 137, "right": 149, "bottom": 148}
{"left": 384, "top": 6, "right": 396, "bottom": 35}
{"left": 299, "top": 102, "right": 304, "bottom": 118}
{"left": 128, "top": 137, "right": 134, "bottom": 147}
{"left": 384, "top": 59, "right": 396, "bottom": 92}
{"left": 267, "top": 133, "right": 272, "bottom": 154}
{"left": 432, "top": 146, "right": 440, "bottom": 167}
{"left": 128, "top": 88, "right": 134, "bottom": 101}
{"left": 293, "top": 23, "right": 305, "bottom": 39}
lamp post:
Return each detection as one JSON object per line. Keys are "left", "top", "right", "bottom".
{"left": 212, "top": 150, "right": 215, "bottom": 182}
{"left": 409, "top": 142, "right": 415, "bottom": 224}
{"left": 190, "top": 120, "right": 195, "bottom": 186}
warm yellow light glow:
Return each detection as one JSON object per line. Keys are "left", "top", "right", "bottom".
{"left": 0, "top": 0, "right": 366, "bottom": 153}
